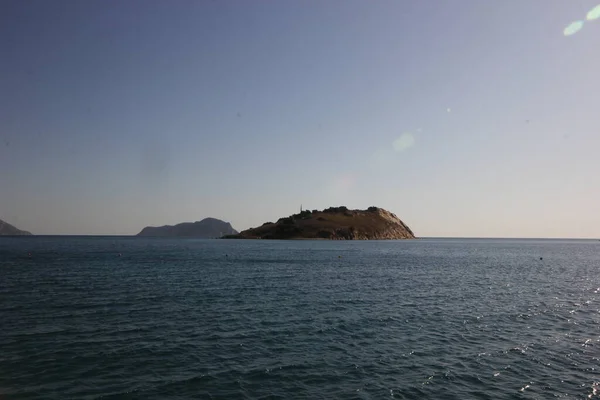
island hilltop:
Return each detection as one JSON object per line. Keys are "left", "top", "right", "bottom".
{"left": 224, "top": 206, "right": 415, "bottom": 240}
{"left": 137, "top": 218, "right": 237, "bottom": 238}
{"left": 0, "top": 219, "right": 32, "bottom": 236}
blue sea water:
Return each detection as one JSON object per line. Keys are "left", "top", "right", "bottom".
{"left": 1, "top": 237, "right": 599, "bottom": 399}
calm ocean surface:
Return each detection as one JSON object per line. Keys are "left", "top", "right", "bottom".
{"left": 1, "top": 237, "right": 599, "bottom": 399}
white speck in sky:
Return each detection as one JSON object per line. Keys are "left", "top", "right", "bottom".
{"left": 393, "top": 133, "right": 415, "bottom": 152}
{"left": 447, "top": 108, "right": 451, "bottom": 113}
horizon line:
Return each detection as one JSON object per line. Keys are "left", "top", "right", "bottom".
{"left": 2, "top": 235, "right": 599, "bottom": 240}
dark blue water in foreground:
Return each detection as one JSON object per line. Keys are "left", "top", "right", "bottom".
{"left": 1, "top": 237, "right": 599, "bottom": 399}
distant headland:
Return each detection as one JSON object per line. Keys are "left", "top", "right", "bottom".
{"left": 0, "top": 219, "right": 32, "bottom": 236}
{"left": 223, "top": 206, "right": 415, "bottom": 240}
{"left": 137, "top": 218, "right": 238, "bottom": 238}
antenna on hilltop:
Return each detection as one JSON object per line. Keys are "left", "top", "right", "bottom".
{"left": 300, "top": 204, "right": 303, "bottom": 213}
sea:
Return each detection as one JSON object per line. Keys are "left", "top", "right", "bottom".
{"left": 1, "top": 237, "right": 599, "bottom": 399}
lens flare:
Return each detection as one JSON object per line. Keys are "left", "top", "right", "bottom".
{"left": 331, "top": 174, "right": 355, "bottom": 193}
{"left": 393, "top": 133, "right": 415, "bottom": 152}
{"left": 563, "top": 20, "right": 584, "bottom": 36}
{"left": 587, "top": 5, "right": 600, "bottom": 20}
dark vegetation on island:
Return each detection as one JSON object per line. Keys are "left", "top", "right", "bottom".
{"left": 223, "top": 206, "right": 415, "bottom": 240}
{"left": 0, "top": 219, "right": 32, "bottom": 236}
{"left": 137, "top": 218, "right": 238, "bottom": 238}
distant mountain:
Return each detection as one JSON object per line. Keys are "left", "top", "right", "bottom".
{"left": 136, "top": 218, "right": 238, "bottom": 238}
{"left": 224, "top": 206, "right": 415, "bottom": 240}
{"left": 0, "top": 219, "right": 32, "bottom": 236}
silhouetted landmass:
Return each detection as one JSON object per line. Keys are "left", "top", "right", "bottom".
{"left": 223, "top": 206, "right": 415, "bottom": 240}
{"left": 136, "top": 218, "right": 238, "bottom": 238}
{"left": 0, "top": 219, "right": 32, "bottom": 236}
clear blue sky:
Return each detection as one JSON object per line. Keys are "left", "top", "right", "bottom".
{"left": 1, "top": 0, "right": 599, "bottom": 237}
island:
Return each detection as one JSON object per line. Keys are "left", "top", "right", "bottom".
{"left": 0, "top": 219, "right": 32, "bottom": 236}
{"left": 136, "top": 218, "right": 238, "bottom": 238}
{"left": 223, "top": 206, "right": 415, "bottom": 240}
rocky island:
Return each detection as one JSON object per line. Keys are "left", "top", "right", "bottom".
{"left": 0, "top": 219, "right": 32, "bottom": 236}
{"left": 137, "top": 218, "right": 238, "bottom": 238}
{"left": 224, "top": 206, "right": 415, "bottom": 240}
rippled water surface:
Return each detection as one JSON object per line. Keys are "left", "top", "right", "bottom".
{"left": 1, "top": 237, "right": 599, "bottom": 399}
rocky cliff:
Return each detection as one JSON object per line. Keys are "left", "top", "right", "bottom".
{"left": 224, "top": 206, "right": 415, "bottom": 240}
{"left": 137, "top": 218, "right": 238, "bottom": 238}
{"left": 0, "top": 219, "right": 32, "bottom": 236}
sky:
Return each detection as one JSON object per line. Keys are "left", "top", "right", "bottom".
{"left": 1, "top": 0, "right": 600, "bottom": 237}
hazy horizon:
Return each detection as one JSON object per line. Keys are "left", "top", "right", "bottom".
{"left": 2, "top": 1, "right": 600, "bottom": 238}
